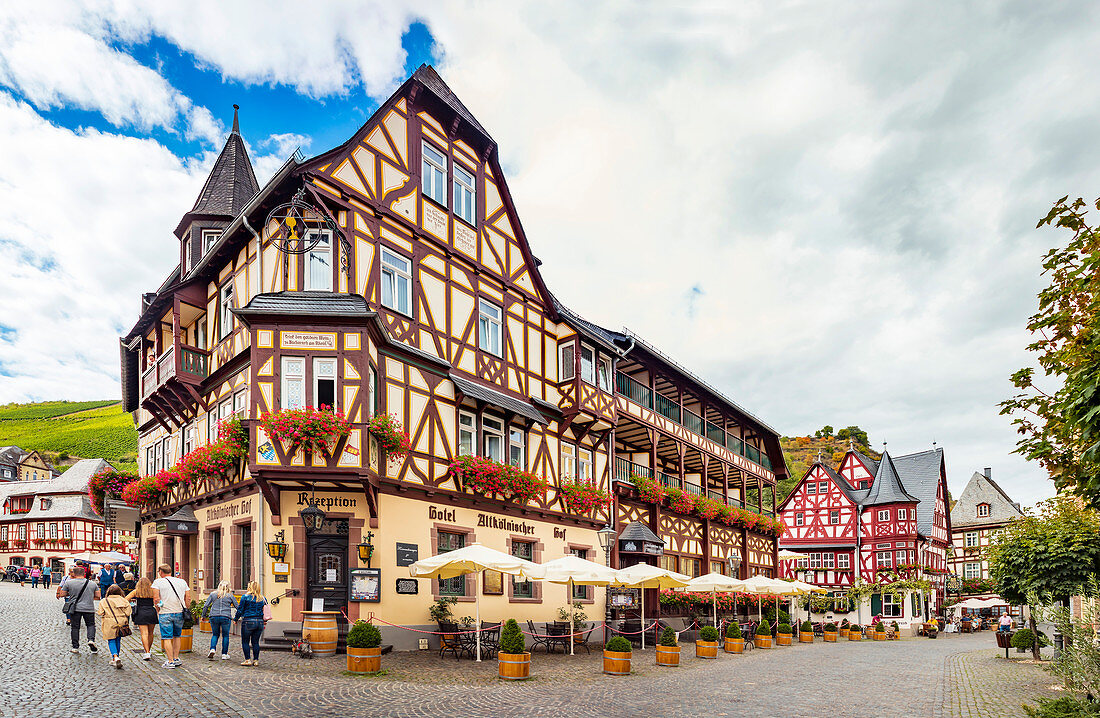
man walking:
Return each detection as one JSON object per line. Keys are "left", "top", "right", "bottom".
{"left": 98, "top": 564, "right": 114, "bottom": 598}
{"left": 151, "top": 564, "right": 191, "bottom": 669}
{"left": 41, "top": 563, "right": 51, "bottom": 589}
{"left": 58, "top": 566, "right": 100, "bottom": 654}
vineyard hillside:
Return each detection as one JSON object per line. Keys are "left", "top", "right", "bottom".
{"left": 778, "top": 426, "right": 880, "bottom": 503}
{"left": 0, "top": 400, "right": 137, "bottom": 473}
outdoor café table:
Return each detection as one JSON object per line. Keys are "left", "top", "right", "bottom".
{"left": 544, "top": 622, "right": 570, "bottom": 654}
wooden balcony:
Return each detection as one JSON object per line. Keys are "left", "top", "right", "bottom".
{"left": 613, "top": 457, "right": 747, "bottom": 508}
{"left": 140, "top": 342, "right": 210, "bottom": 427}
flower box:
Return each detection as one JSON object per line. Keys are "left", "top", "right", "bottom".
{"left": 367, "top": 414, "right": 412, "bottom": 459}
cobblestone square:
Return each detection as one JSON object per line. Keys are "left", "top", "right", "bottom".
{"left": 0, "top": 583, "right": 1062, "bottom": 718}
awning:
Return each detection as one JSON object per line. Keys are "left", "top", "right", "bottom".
{"left": 449, "top": 373, "right": 547, "bottom": 424}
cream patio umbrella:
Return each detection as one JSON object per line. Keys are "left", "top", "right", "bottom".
{"left": 777, "top": 549, "right": 808, "bottom": 562}
{"left": 611, "top": 563, "right": 691, "bottom": 650}
{"left": 409, "top": 543, "right": 546, "bottom": 662}
{"left": 543, "top": 554, "right": 619, "bottom": 655}
{"left": 780, "top": 578, "right": 827, "bottom": 626}
{"left": 682, "top": 572, "right": 747, "bottom": 629}
{"left": 740, "top": 574, "right": 794, "bottom": 624}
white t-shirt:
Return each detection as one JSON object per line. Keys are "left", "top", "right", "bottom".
{"left": 152, "top": 576, "right": 189, "bottom": 613}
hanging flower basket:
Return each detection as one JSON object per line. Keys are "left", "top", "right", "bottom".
{"left": 259, "top": 406, "right": 351, "bottom": 456}
{"left": 630, "top": 474, "right": 666, "bottom": 503}
{"left": 367, "top": 414, "right": 412, "bottom": 459}
{"left": 558, "top": 479, "right": 612, "bottom": 515}
{"left": 449, "top": 455, "right": 548, "bottom": 503}
{"left": 88, "top": 467, "right": 138, "bottom": 516}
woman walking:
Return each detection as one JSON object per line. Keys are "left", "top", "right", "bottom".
{"left": 96, "top": 585, "right": 132, "bottom": 668}
{"left": 30, "top": 565, "right": 41, "bottom": 589}
{"left": 126, "top": 577, "right": 158, "bottom": 661}
{"left": 233, "top": 581, "right": 268, "bottom": 666}
{"left": 202, "top": 581, "right": 237, "bottom": 660}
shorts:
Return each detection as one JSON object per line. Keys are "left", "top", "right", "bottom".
{"left": 158, "top": 612, "right": 184, "bottom": 639}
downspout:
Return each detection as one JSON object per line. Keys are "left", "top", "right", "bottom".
{"left": 242, "top": 213, "right": 263, "bottom": 300}
{"left": 855, "top": 503, "right": 862, "bottom": 626}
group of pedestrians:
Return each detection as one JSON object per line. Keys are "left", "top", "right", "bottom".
{"left": 56, "top": 562, "right": 270, "bottom": 670}
{"left": 10, "top": 563, "right": 54, "bottom": 588}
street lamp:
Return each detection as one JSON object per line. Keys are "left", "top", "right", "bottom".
{"left": 299, "top": 499, "right": 326, "bottom": 533}
{"left": 597, "top": 524, "right": 617, "bottom": 644}
{"left": 265, "top": 529, "right": 288, "bottom": 560}
{"left": 357, "top": 532, "right": 374, "bottom": 567}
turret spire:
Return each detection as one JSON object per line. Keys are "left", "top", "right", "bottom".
{"left": 232, "top": 104, "right": 240, "bottom": 135}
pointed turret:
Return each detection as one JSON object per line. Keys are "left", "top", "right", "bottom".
{"left": 862, "top": 452, "right": 918, "bottom": 505}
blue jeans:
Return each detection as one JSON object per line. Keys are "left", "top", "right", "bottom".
{"left": 209, "top": 617, "right": 231, "bottom": 654}
{"left": 241, "top": 619, "right": 264, "bottom": 660}
{"left": 108, "top": 637, "right": 121, "bottom": 656}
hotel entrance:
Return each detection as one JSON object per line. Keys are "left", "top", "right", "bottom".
{"left": 307, "top": 518, "right": 349, "bottom": 617}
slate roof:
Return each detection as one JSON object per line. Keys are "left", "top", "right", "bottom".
{"left": 950, "top": 471, "right": 1024, "bottom": 528}
{"left": 818, "top": 463, "right": 869, "bottom": 506}
{"left": 892, "top": 448, "right": 946, "bottom": 537}
{"left": 862, "top": 452, "right": 919, "bottom": 506}
{"left": 853, "top": 450, "right": 880, "bottom": 476}
{"left": 5, "top": 459, "right": 111, "bottom": 497}
{"left": 551, "top": 297, "right": 629, "bottom": 354}
{"left": 618, "top": 520, "right": 663, "bottom": 546}
{"left": 8, "top": 494, "right": 101, "bottom": 522}
{"left": 412, "top": 65, "right": 493, "bottom": 142}
{"left": 233, "top": 291, "right": 369, "bottom": 318}
{"left": 449, "top": 374, "right": 547, "bottom": 425}
{"left": 189, "top": 107, "right": 260, "bottom": 217}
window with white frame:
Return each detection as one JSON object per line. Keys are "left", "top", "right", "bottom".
{"left": 823, "top": 553, "right": 835, "bottom": 569}
{"left": 837, "top": 553, "right": 850, "bottom": 569}
{"left": 509, "top": 428, "right": 525, "bottom": 468}
{"left": 368, "top": 367, "right": 377, "bottom": 419}
{"left": 202, "top": 229, "right": 221, "bottom": 253}
{"left": 458, "top": 412, "right": 475, "bottom": 456}
{"left": 877, "top": 509, "right": 890, "bottom": 521}
{"left": 93, "top": 525, "right": 104, "bottom": 542}
{"left": 281, "top": 357, "right": 305, "bottom": 410}
{"left": 482, "top": 416, "right": 504, "bottom": 462}
{"left": 234, "top": 391, "right": 246, "bottom": 418}
{"left": 965, "top": 531, "right": 979, "bottom": 548}
{"left": 578, "top": 448, "right": 593, "bottom": 482}
{"left": 809, "top": 553, "right": 822, "bottom": 569}
{"left": 184, "top": 237, "right": 193, "bottom": 273}
{"left": 977, "top": 503, "right": 990, "bottom": 518}
{"left": 898, "top": 508, "right": 907, "bottom": 520}
{"left": 145, "top": 446, "right": 154, "bottom": 475}
{"left": 63, "top": 523, "right": 71, "bottom": 539}
{"left": 964, "top": 562, "right": 981, "bottom": 579}
{"left": 207, "top": 411, "right": 218, "bottom": 444}
{"left": 876, "top": 551, "right": 892, "bottom": 569}
{"left": 560, "top": 443, "right": 576, "bottom": 481}
{"left": 795, "top": 512, "right": 804, "bottom": 526}
{"left": 197, "top": 317, "right": 207, "bottom": 350}
{"left": 163, "top": 436, "right": 174, "bottom": 467}
{"left": 829, "top": 510, "right": 840, "bottom": 525}
{"left": 305, "top": 230, "right": 332, "bottom": 291}
{"left": 558, "top": 343, "right": 575, "bottom": 381}
{"left": 807, "top": 482, "right": 817, "bottom": 495}
{"left": 18, "top": 525, "right": 26, "bottom": 541}
{"left": 796, "top": 557, "right": 808, "bottom": 570}
{"left": 422, "top": 142, "right": 447, "bottom": 206}
{"left": 49, "top": 523, "right": 57, "bottom": 539}
{"left": 1, "top": 526, "right": 7, "bottom": 541}
{"left": 818, "top": 481, "right": 828, "bottom": 494}
{"left": 184, "top": 424, "right": 195, "bottom": 455}
{"left": 597, "top": 356, "right": 612, "bottom": 392}
{"left": 896, "top": 550, "right": 907, "bottom": 566}
{"left": 380, "top": 248, "right": 412, "bottom": 316}
{"left": 478, "top": 299, "right": 502, "bottom": 356}
{"left": 882, "top": 592, "right": 902, "bottom": 617}
{"left": 578, "top": 345, "right": 595, "bottom": 384}
{"left": 314, "top": 357, "right": 337, "bottom": 410}
{"left": 453, "top": 162, "right": 476, "bottom": 225}
{"left": 219, "top": 282, "right": 234, "bottom": 339}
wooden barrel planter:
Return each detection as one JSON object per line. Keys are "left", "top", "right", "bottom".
{"left": 754, "top": 635, "right": 772, "bottom": 649}
{"left": 839, "top": 628, "right": 849, "bottom": 640}
{"left": 656, "top": 645, "right": 680, "bottom": 667}
{"left": 347, "top": 646, "right": 381, "bottom": 675}
{"left": 848, "top": 630, "right": 862, "bottom": 641}
{"left": 776, "top": 633, "right": 792, "bottom": 646}
{"left": 498, "top": 652, "right": 531, "bottom": 680}
{"left": 302, "top": 611, "right": 340, "bottom": 658}
{"left": 179, "top": 628, "right": 193, "bottom": 653}
{"left": 799, "top": 632, "right": 813, "bottom": 643}
{"left": 603, "top": 650, "right": 632, "bottom": 676}
{"left": 823, "top": 631, "right": 837, "bottom": 643}
{"left": 873, "top": 631, "right": 886, "bottom": 641}
{"left": 724, "top": 637, "right": 745, "bottom": 654}
{"left": 695, "top": 640, "right": 719, "bottom": 659}
{"left": 199, "top": 618, "right": 211, "bottom": 633}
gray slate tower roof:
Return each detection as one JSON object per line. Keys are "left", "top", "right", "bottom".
{"left": 190, "top": 105, "right": 260, "bottom": 218}
{"left": 863, "top": 452, "right": 919, "bottom": 506}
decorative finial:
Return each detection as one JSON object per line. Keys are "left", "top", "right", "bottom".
{"left": 932, "top": 438, "right": 937, "bottom": 448}
{"left": 817, "top": 449, "right": 822, "bottom": 463}
{"left": 848, "top": 438, "right": 854, "bottom": 451}
{"left": 882, "top": 440, "right": 887, "bottom": 451}
{"left": 232, "top": 104, "right": 240, "bottom": 134}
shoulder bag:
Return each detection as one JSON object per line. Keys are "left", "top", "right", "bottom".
{"left": 262, "top": 599, "right": 272, "bottom": 622}
{"left": 106, "top": 599, "right": 132, "bottom": 637}
{"left": 63, "top": 579, "right": 90, "bottom": 615}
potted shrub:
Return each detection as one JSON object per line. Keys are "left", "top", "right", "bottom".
{"left": 848, "top": 623, "right": 862, "bottom": 641}
{"left": 498, "top": 619, "right": 530, "bottom": 680}
{"left": 724, "top": 621, "right": 745, "bottom": 654}
{"left": 656, "top": 626, "right": 680, "bottom": 667}
{"left": 603, "top": 636, "right": 632, "bottom": 676}
{"left": 429, "top": 597, "right": 457, "bottom": 629}
{"left": 180, "top": 600, "right": 201, "bottom": 653}
{"left": 874, "top": 622, "right": 887, "bottom": 641}
{"left": 346, "top": 620, "right": 382, "bottom": 675}
{"left": 1011, "top": 628, "right": 1040, "bottom": 654}
{"left": 754, "top": 621, "right": 773, "bottom": 649}
{"left": 696, "top": 625, "right": 720, "bottom": 659}
{"left": 890, "top": 620, "right": 900, "bottom": 640}
{"left": 799, "top": 619, "right": 814, "bottom": 643}
{"left": 776, "top": 623, "right": 793, "bottom": 646}
{"left": 839, "top": 619, "right": 850, "bottom": 640}
{"left": 823, "top": 622, "right": 838, "bottom": 642}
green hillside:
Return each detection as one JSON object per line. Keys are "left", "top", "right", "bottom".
{"left": 777, "top": 425, "right": 880, "bottom": 503}
{"left": 0, "top": 400, "right": 137, "bottom": 473}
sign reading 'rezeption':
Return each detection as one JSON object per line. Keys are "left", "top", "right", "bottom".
{"left": 280, "top": 331, "right": 337, "bottom": 350}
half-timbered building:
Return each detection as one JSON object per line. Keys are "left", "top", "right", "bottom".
{"left": 118, "top": 65, "right": 786, "bottom": 648}
{"left": 948, "top": 468, "right": 1022, "bottom": 597}
{"left": 777, "top": 447, "right": 950, "bottom": 626}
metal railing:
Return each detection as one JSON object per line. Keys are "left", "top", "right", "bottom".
{"left": 654, "top": 393, "right": 680, "bottom": 423}
{"left": 140, "top": 343, "right": 210, "bottom": 400}
{"left": 656, "top": 469, "right": 679, "bottom": 489}
{"left": 613, "top": 457, "right": 651, "bottom": 484}
{"left": 684, "top": 483, "right": 705, "bottom": 497}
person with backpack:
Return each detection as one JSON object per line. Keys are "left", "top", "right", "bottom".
{"left": 96, "top": 585, "right": 132, "bottom": 669}
{"left": 58, "top": 566, "right": 101, "bottom": 654}
{"left": 151, "top": 564, "right": 191, "bottom": 669}
{"left": 202, "top": 580, "right": 238, "bottom": 660}
{"left": 233, "top": 581, "right": 268, "bottom": 666}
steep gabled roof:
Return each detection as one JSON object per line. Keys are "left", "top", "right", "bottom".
{"left": 892, "top": 447, "right": 946, "bottom": 537}
{"left": 950, "top": 471, "right": 1024, "bottom": 527}
{"left": 411, "top": 65, "right": 493, "bottom": 142}
{"left": 853, "top": 450, "right": 880, "bottom": 476}
{"left": 863, "top": 452, "right": 919, "bottom": 506}
{"left": 187, "top": 106, "right": 260, "bottom": 219}
{"left": 819, "top": 463, "right": 868, "bottom": 506}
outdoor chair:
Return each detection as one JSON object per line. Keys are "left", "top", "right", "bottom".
{"left": 572, "top": 623, "right": 597, "bottom": 654}
{"left": 438, "top": 621, "right": 466, "bottom": 660}
{"left": 480, "top": 621, "right": 501, "bottom": 658}
{"left": 545, "top": 622, "right": 571, "bottom": 653}
{"left": 526, "top": 620, "right": 554, "bottom": 653}
{"left": 619, "top": 619, "right": 643, "bottom": 648}
{"left": 742, "top": 622, "right": 756, "bottom": 650}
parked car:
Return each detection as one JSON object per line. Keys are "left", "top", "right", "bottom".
{"left": 3, "top": 565, "right": 27, "bottom": 582}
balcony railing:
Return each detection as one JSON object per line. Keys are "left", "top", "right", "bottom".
{"left": 141, "top": 342, "right": 210, "bottom": 400}
{"left": 615, "top": 371, "right": 772, "bottom": 471}
{"left": 656, "top": 469, "right": 679, "bottom": 489}
{"left": 613, "top": 457, "right": 650, "bottom": 484}
{"left": 615, "top": 458, "right": 747, "bottom": 506}
{"left": 684, "top": 483, "right": 704, "bottom": 497}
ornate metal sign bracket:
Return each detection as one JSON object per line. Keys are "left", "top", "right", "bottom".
{"left": 265, "top": 183, "right": 352, "bottom": 283}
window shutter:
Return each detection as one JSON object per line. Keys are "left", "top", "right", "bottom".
{"left": 871, "top": 592, "right": 882, "bottom": 617}
{"left": 911, "top": 592, "right": 919, "bottom": 616}
{"left": 560, "top": 344, "right": 574, "bottom": 380}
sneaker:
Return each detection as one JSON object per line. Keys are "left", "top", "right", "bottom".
{"left": 240, "top": 659, "right": 252, "bottom": 666}
{"left": 87, "top": 643, "right": 98, "bottom": 653}
{"left": 162, "top": 660, "right": 176, "bottom": 669}
{"left": 221, "top": 654, "right": 230, "bottom": 660}
{"left": 208, "top": 649, "right": 216, "bottom": 660}
{"left": 142, "top": 653, "right": 151, "bottom": 661}
{"left": 171, "top": 658, "right": 182, "bottom": 666}
{"left": 70, "top": 648, "right": 79, "bottom": 654}
{"left": 113, "top": 657, "right": 122, "bottom": 669}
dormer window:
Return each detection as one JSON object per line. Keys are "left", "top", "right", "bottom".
{"left": 40, "top": 498, "right": 51, "bottom": 510}
{"left": 219, "top": 283, "right": 234, "bottom": 339}
{"left": 184, "top": 237, "right": 194, "bottom": 273}
{"left": 202, "top": 229, "right": 221, "bottom": 253}
{"left": 976, "top": 503, "right": 990, "bottom": 518}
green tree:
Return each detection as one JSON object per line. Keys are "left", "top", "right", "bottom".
{"left": 987, "top": 496, "right": 1100, "bottom": 658}
{"left": 814, "top": 425, "right": 834, "bottom": 439}
{"left": 1001, "top": 196, "right": 1100, "bottom": 507}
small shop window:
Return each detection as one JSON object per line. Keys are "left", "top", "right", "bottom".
{"left": 437, "top": 531, "right": 466, "bottom": 597}
{"left": 511, "top": 541, "right": 534, "bottom": 598}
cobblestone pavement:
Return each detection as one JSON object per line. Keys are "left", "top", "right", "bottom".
{"left": 0, "top": 582, "right": 1063, "bottom": 718}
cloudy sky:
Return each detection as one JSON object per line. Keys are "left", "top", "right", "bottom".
{"left": 0, "top": 1, "right": 1091, "bottom": 505}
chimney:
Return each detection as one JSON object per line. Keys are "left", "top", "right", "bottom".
{"left": 983, "top": 467, "right": 991, "bottom": 479}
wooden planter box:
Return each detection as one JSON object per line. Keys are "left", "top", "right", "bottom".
{"left": 179, "top": 628, "right": 193, "bottom": 653}
{"left": 754, "top": 636, "right": 772, "bottom": 649}
{"left": 603, "top": 650, "right": 631, "bottom": 676}
{"left": 776, "top": 633, "right": 792, "bottom": 646}
{"left": 656, "top": 645, "right": 680, "bottom": 667}
{"left": 823, "top": 631, "right": 837, "bottom": 642}
{"left": 498, "top": 651, "right": 530, "bottom": 680}
{"left": 848, "top": 631, "right": 862, "bottom": 641}
{"left": 695, "top": 640, "right": 719, "bottom": 659}
{"left": 724, "top": 637, "right": 745, "bottom": 654}
{"left": 799, "top": 632, "right": 813, "bottom": 643}
{"left": 347, "top": 646, "right": 381, "bottom": 675}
